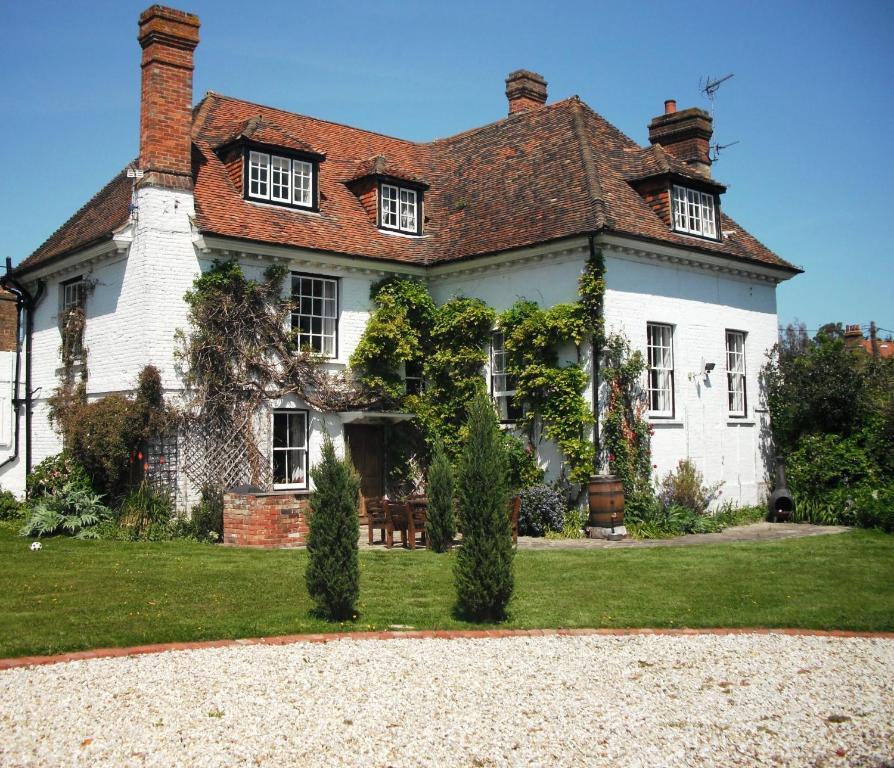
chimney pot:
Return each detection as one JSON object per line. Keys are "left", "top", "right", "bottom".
{"left": 505, "top": 70, "right": 547, "bottom": 114}
{"left": 138, "top": 5, "right": 200, "bottom": 182}
{"left": 664, "top": 99, "right": 677, "bottom": 114}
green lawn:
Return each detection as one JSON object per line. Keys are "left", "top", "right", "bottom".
{"left": 1, "top": 524, "right": 892, "bottom": 658}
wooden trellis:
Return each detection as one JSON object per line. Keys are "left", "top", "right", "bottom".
{"left": 179, "top": 412, "right": 271, "bottom": 491}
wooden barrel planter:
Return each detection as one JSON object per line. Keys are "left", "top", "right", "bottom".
{"left": 587, "top": 475, "right": 625, "bottom": 528}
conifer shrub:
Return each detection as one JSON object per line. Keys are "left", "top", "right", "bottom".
{"left": 454, "top": 394, "right": 514, "bottom": 621}
{"left": 425, "top": 438, "right": 455, "bottom": 552}
{"left": 305, "top": 437, "right": 361, "bottom": 620}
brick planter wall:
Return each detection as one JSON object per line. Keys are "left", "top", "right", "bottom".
{"left": 223, "top": 492, "right": 311, "bottom": 548}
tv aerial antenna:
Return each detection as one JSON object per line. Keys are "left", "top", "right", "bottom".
{"left": 699, "top": 73, "right": 738, "bottom": 162}
{"left": 700, "top": 73, "right": 734, "bottom": 108}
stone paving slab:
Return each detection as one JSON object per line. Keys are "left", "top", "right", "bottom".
{"left": 360, "top": 522, "right": 850, "bottom": 551}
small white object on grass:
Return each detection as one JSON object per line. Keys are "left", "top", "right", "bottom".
{"left": 30, "top": 541, "right": 42, "bottom": 551}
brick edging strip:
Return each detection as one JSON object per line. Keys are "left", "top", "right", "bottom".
{"left": 2, "top": 627, "right": 893, "bottom": 671}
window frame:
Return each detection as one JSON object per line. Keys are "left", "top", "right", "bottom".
{"left": 726, "top": 329, "right": 748, "bottom": 418}
{"left": 244, "top": 143, "right": 320, "bottom": 212}
{"left": 290, "top": 272, "right": 339, "bottom": 359}
{"left": 404, "top": 360, "right": 424, "bottom": 396}
{"left": 60, "top": 276, "right": 87, "bottom": 361}
{"left": 672, "top": 184, "right": 719, "bottom": 240}
{"left": 378, "top": 181, "right": 423, "bottom": 235}
{"left": 647, "top": 322, "right": 675, "bottom": 419}
{"left": 61, "top": 276, "right": 86, "bottom": 312}
{"left": 271, "top": 409, "right": 309, "bottom": 491}
{"left": 490, "top": 330, "right": 524, "bottom": 423}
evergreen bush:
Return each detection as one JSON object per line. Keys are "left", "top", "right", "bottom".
{"left": 425, "top": 438, "right": 455, "bottom": 552}
{"left": 305, "top": 437, "right": 361, "bottom": 620}
{"left": 454, "top": 394, "right": 514, "bottom": 621}
{"left": 0, "top": 488, "right": 23, "bottom": 520}
{"left": 190, "top": 485, "right": 224, "bottom": 542}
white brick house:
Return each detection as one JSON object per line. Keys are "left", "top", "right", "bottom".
{"left": 0, "top": 6, "right": 799, "bottom": 508}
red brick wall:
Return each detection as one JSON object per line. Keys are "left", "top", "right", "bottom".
{"left": 138, "top": 6, "right": 200, "bottom": 180}
{"left": 634, "top": 178, "right": 672, "bottom": 226}
{"left": 0, "top": 291, "right": 18, "bottom": 352}
{"left": 350, "top": 177, "right": 378, "bottom": 223}
{"left": 223, "top": 492, "right": 311, "bottom": 548}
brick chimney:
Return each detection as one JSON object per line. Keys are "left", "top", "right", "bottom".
{"left": 843, "top": 324, "right": 864, "bottom": 350}
{"left": 138, "top": 6, "right": 200, "bottom": 184}
{"left": 648, "top": 100, "right": 713, "bottom": 176}
{"left": 505, "top": 70, "right": 547, "bottom": 114}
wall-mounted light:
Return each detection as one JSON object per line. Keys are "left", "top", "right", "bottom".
{"left": 704, "top": 362, "right": 716, "bottom": 374}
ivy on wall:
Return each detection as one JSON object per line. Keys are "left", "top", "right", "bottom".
{"left": 497, "top": 299, "right": 593, "bottom": 485}
{"left": 351, "top": 246, "right": 627, "bottom": 489}
{"left": 600, "top": 333, "right": 653, "bottom": 501}
{"left": 351, "top": 277, "right": 494, "bottom": 458}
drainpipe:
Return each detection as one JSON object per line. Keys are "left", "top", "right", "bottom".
{"left": 587, "top": 234, "right": 601, "bottom": 473}
{"left": 1, "top": 258, "right": 45, "bottom": 478}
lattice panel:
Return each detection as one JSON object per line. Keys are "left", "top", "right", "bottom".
{"left": 180, "top": 417, "right": 272, "bottom": 491}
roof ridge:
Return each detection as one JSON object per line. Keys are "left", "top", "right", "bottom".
{"left": 204, "top": 92, "right": 424, "bottom": 147}
{"left": 570, "top": 99, "right": 605, "bottom": 230}
{"left": 432, "top": 96, "right": 580, "bottom": 146}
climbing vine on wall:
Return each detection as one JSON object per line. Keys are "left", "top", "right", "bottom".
{"left": 351, "top": 277, "right": 494, "bottom": 458}
{"left": 497, "top": 299, "right": 593, "bottom": 485}
{"left": 177, "top": 260, "right": 372, "bottom": 489}
{"left": 600, "top": 333, "right": 653, "bottom": 500}
{"left": 351, "top": 246, "right": 614, "bottom": 488}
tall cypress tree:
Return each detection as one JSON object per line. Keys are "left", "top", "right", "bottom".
{"left": 426, "top": 437, "right": 456, "bottom": 552}
{"left": 454, "top": 394, "right": 514, "bottom": 620}
{"left": 305, "top": 437, "right": 360, "bottom": 620}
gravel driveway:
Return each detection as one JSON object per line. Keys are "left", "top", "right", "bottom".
{"left": 2, "top": 633, "right": 892, "bottom": 767}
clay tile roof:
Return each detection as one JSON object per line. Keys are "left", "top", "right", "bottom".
{"left": 14, "top": 166, "right": 133, "bottom": 275}
{"left": 16, "top": 90, "right": 799, "bottom": 276}
{"left": 213, "top": 115, "right": 323, "bottom": 158}
{"left": 346, "top": 155, "right": 428, "bottom": 187}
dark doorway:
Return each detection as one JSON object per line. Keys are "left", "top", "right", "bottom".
{"left": 345, "top": 424, "right": 385, "bottom": 500}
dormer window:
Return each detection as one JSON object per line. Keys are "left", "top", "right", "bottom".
{"left": 672, "top": 185, "right": 717, "bottom": 239}
{"left": 380, "top": 183, "right": 421, "bottom": 235}
{"left": 246, "top": 149, "right": 318, "bottom": 210}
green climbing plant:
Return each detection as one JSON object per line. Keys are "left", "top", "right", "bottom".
{"left": 601, "top": 333, "right": 653, "bottom": 502}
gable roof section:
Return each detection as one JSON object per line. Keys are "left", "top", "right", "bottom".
{"left": 15, "top": 92, "right": 799, "bottom": 276}
{"left": 16, "top": 167, "right": 133, "bottom": 275}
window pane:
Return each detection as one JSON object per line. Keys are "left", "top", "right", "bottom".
{"left": 249, "top": 152, "right": 269, "bottom": 199}
{"left": 273, "top": 414, "right": 287, "bottom": 448}
{"left": 271, "top": 156, "right": 291, "bottom": 202}
{"left": 273, "top": 451, "right": 287, "bottom": 485}
{"left": 293, "top": 160, "right": 312, "bottom": 206}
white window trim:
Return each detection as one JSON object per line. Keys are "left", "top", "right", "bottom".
{"left": 672, "top": 185, "right": 717, "bottom": 238}
{"left": 248, "top": 151, "right": 270, "bottom": 200}
{"left": 380, "top": 183, "right": 420, "bottom": 234}
{"left": 248, "top": 150, "right": 315, "bottom": 209}
{"left": 271, "top": 409, "right": 309, "bottom": 490}
{"left": 62, "top": 277, "right": 86, "bottom": 312}
{"left": 726, "top": 330, "right": 747, "bottom": 418}
{"left": 647, "top": 322, "right": 675, "bottom": 418}
{"left": 290, "top": 274, "right": 338, "bottom": 359}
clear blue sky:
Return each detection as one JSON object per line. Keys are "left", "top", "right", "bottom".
{"left": 1, "top": 0, "right": 891, "bottom": 335}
